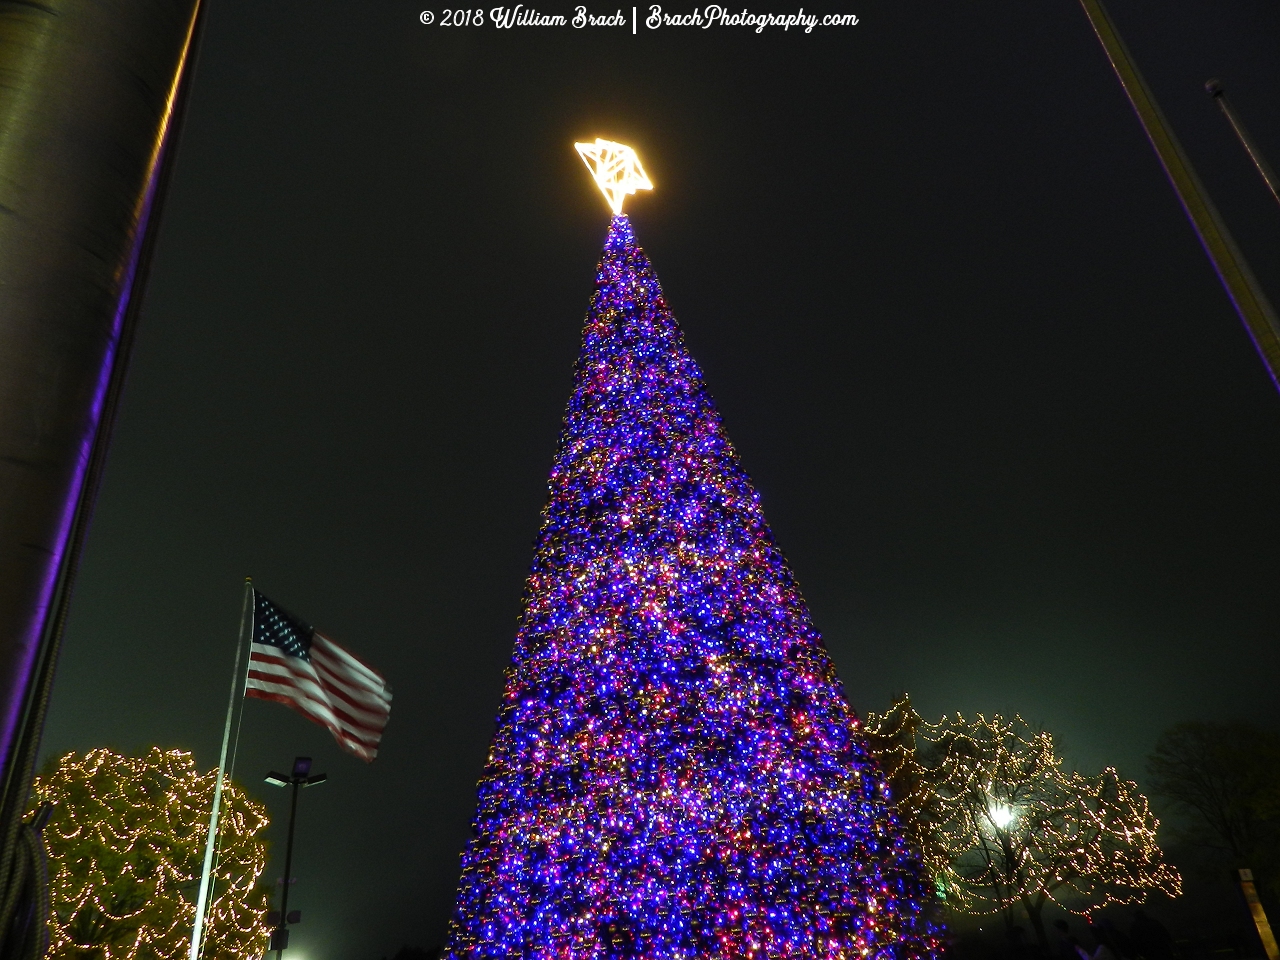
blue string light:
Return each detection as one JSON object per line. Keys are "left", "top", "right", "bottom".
{"left": 445, "top": 216, "right": 939, "bottom": 960}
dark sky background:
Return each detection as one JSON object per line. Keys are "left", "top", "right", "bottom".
{"left": 38, "top": 0, "right": 1280, "bottom": 957}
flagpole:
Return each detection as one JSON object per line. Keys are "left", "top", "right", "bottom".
{"left": 1075, "top": 0, "right": 1280, "bottom": 390}
{"left": 189, "top": 579, "right": 254, "bottom": 960}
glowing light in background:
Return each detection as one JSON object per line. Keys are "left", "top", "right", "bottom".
{"left": 987, "top": 803, "right": 1018, "bottom": 831}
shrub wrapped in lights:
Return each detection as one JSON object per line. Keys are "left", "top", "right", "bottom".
{"left": 29, "top": 747, "right": 271, "bottom": 960}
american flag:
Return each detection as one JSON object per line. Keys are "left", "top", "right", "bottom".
{"left": 245, "top": 590, "right": 392, "bottom": 762}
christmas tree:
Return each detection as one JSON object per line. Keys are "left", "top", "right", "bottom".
{"left": 445, "top": 146, "right": 938, "bottom": 960}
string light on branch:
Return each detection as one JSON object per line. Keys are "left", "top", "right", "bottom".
{"left": 29, "top": 747, "right": 271, "bottom": 960}
{"left": 864, "top": 697, "right": 1180, "bottom": 945}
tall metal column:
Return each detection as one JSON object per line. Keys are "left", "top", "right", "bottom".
{"left": 0, "top": 0, "right": 205, "bottom": 947}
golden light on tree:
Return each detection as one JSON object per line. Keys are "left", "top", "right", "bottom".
{"left": 28, "top": 747, "right": 271, "bottom": 960}
{"left": 864, "top": 696, "right": 1181, "bottom": 952}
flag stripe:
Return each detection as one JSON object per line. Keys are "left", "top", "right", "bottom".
{"left": 308, "top": 644, "right": 390, "bottom": 699}
{"left": 245, "top": 678, "right": 383, "bottom": 747}
{"left": 245, "top": 687, "right": 380, "bottom": 758}
{"left": 310, "top": 641, "right": 392, "bottom": 702}
{"left": 310, "top": 653, "right": 392, "bottom": 712}
{"left": 247, "top": 650, "right": 389, "bottom": 724}
{"left": 313, "top": 632, "right": 389, "bottom": 689}
{"left": 310, "top": 668, "right": 391, "bottom": 720}
{"left": 246, "top": 662, "right": 387, "bottom": 737}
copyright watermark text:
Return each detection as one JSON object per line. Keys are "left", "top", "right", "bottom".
{"left": 647, "top": 5, "right": 857, "bottom": 31}
{"left": 417, "top": 4, "right": 859, "bottom": 33}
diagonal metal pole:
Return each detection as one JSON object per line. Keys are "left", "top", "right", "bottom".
{"left": 189, "top": 582, "right": 254, "bottom": 960}
{"left": 1074, "top": 0, "right": 1280, "bottom": 392}
{"left": 1205, "top": 80, "right": 1280, "bottom": 211}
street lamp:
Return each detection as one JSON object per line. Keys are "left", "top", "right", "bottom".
{"left": 264, "top": 757, "right": 326, "bottom": 959}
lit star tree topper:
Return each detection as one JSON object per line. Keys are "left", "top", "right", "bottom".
{"left": 574, "top": 138, "right": 653, "bottom": 215}
{"left": 441, "top": 150, "right": 939, "bottom": 960}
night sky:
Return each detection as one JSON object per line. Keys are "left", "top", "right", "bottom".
{"left": 37, "top": 0, "right": 1280, "bottom": 957}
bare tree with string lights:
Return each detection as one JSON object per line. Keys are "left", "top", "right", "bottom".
{"left": 864, "top": 696, "right": 1181, "bottom": 952}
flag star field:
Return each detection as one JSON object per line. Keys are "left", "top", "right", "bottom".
{"left": 253, "top": 592, "right": 314, "bottom": 660}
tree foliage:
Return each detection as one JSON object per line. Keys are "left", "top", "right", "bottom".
{"left": 29, "top": 747, "right": 272, "bottom": 960}
{"left": 1147, "top": 721, "right": 1280, "bottom": 896}
{"left": 1147, "top": 722, "right": 1280, "bottom": 856}
{"left": 865, "top": 697, "right": 1180, "bottom": 950}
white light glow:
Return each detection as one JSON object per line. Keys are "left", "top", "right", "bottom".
{"left": 574, "top": 139, "right": 653, "bottom": 215}
{"left": 988, "top": 803, "right": 1018, "bottom": 830}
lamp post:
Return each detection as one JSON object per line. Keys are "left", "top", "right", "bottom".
{"left": 264, "top": 757, "right": 326, "bottom": 959}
